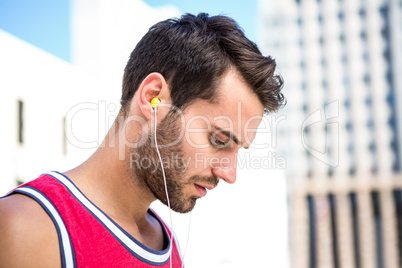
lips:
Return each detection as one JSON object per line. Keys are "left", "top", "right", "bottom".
{"left": 196, "top": 183, "right": 216, "bottom": 190}
{"left": 194, "top": 182, "right": 216, "bottom": 197}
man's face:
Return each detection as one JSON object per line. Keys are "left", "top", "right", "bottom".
{"left": 131, "top": 69, "right": 264, "bottom": 213}
{"left": 133, "top": 110, "right": 219, "bottom": 213}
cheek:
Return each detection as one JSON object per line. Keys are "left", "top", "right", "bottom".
{"left": 182, "top": 141, "right": 237, "bottom": 175}
{"left": 181, "top": 138, "right": 213, "bottom": 173}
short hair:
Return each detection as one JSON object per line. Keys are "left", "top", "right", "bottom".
{"left": 121, "top": 13, "right": 284, "bottom": 116}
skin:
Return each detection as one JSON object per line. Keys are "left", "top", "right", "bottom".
{"left": 0, "top": 68, "right": 263, "bottom": 267}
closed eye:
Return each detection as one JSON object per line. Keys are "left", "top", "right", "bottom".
{"left": 210, "top": 133, "right": 230, "bottom": 148}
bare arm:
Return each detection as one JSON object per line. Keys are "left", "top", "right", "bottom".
{"left": 0, "top": 194, "right": 61, "bottom": 268}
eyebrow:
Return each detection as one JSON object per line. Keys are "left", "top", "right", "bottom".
{"left": 214, "top": 126, "right": 248, "bottom": 149}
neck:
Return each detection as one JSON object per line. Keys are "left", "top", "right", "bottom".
{"left": 64, "top": 124, "right": 155, "bottom": 227}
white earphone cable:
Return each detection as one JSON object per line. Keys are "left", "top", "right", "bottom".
{"left": 154, "top": 107, "right": 174, "bottom": 268}
{"left": 153, "top": 106, "right": 192, "bottom": 268}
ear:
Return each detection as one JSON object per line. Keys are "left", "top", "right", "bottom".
{"left": 136, "top": 72, "right": 170, "bottom": 120}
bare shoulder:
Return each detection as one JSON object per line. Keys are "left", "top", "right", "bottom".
{"left": 0, "top": 194, "right": 61, "bottom": 267}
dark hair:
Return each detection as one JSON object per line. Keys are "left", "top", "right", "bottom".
{"left": 121, "top": 13, "right": 284, "bottom": 116}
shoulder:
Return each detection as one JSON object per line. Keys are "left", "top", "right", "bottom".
{"left": 0, "top": 193, "right": 61, "bottom": 267}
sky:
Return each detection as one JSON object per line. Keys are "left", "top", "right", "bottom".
{"left": 0, "top": 0, "right": 257, "bottom": 63}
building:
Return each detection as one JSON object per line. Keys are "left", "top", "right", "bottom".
{"left": 0, "top": 29, "right": 77, "bottom": 193}
{"left": 259, "top": 0, "right": 402, "bottom": 267}
{"left": 0, "top": 0, "right": 178, "bottom": 194}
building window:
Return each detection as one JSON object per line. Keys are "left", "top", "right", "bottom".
{"left": 307, "top": 195, "right": 317, "bottom": 268}
{"left": 342, "top": 75, "right": 350, "bottom": 88}
{"left": 349, "top": 192, "right": 361, "bottom": 268}
{"left": 393, "top": 189, "right": 402, "bottom": 267}
{"left": 385, "top": 68, "right": 392, "bottom": 83}
{"left": 16, "top": 178, "right": 24, "bottom": 186}
{"left": 297, "top": 17, "right": 303, "bottom": 26}
{"left": 383, "top": 48, "right": 391, "bottom": 61}
{"left": 349, "top": 166, "right": 356, "bottom": 176}
{"left": 303, "top": 103, "right": 309, "bottom": 113}
{"left": 371, "top": 191, "right": 385, "bottom": 268}
{"left": 362, "top": 50, "right": 369, "bottom": 62}
{"left": 322, "top": 79, "right": 328, "bottom": 89}
{"left": 338, "top": 11, "right": 344, "bottom": 21}
{"left": 301, "top": 80, "right": 307, "bottom": 91}
{"left": 299, "top": 38, "right": 304, "bottom": 48}
{"left": 359, "top": 8, "right": 366, "bottom": 18}
{"left": 17, "top": 100, "right": 24, "bottom": 145}
{"left": 62, "top": 117, "right": 67, "bottom": 156}
{"left": 379, "top": 5, "right": 388, "bottom": 20}
{"left": 366, "top": 118, "right": 374, "bottom": 128}
{"left": 321, "top": 57, "right": 327, "bottom": 67}
{"left": 363, "top": 73, "right": 371, "bottom": 85}
{"left": 365, "top": 95, "right": 372, "bottom": 107}
{"left": 368, "top": 141, "right": 376, "bottom": 153}
{"left": 319, "top": 35, "right": 325, "bottom": 46}
{"left": 344, "top": 99, "right": 351, "bottom": 108}
{"left": 391, "top": 138, "right": 400, "bottom": 172}
{"left": 341, "top": 52, "right": 348, "bottom": 63}
{"left": 346, "top": 121, "right": 353, "bottom": 132}
{"left": 360, "top": 30, "right": 367, "bottom": 40}
{"left": 328, "top": 193, "right": 339, "bottom": 268}
{"left": 318, "top": 14, "right": 323, "bottom": 24}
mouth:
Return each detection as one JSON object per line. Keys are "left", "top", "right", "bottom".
{"left": 194, "top": 183, "right": 216, "bottom": 197}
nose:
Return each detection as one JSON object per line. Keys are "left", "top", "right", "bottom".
{"left": 212, "top": 151, "right": 237, "bottom": 184}
{"left": 212, "top": 166, "right": 237, "bottom": 184}
{"left": 210, "top": 149, "right": 239, "bottom": 184}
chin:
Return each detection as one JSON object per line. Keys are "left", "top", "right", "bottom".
{"left": 169, "top": 197, "right": 198, "bottom": 214}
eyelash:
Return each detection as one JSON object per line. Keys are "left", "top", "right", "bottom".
{"left": 210, "top": 135, "right": 227, "bottom": 148}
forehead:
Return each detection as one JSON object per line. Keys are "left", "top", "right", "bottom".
{"left": 184, "top": 69, "right": 264, "bottom": 147}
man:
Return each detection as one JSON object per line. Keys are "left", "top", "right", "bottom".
{"left": 0, "top": 13, "right": 284, "bottom": 267}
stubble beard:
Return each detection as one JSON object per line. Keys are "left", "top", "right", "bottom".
{"left": 130, "top": 111, "right": 199, "bottom": 213}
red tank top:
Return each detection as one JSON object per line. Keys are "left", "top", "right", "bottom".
{"left": 5, "top": 171, "right": 183, "bottom": 268}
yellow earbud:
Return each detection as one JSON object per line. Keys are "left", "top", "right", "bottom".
{"left": 151, "top": 98, "right": 161, "bottom": 109}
